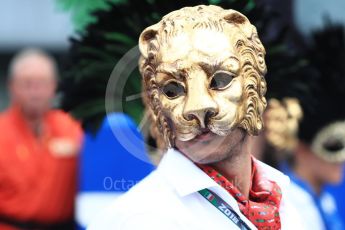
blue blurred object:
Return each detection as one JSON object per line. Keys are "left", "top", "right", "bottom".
{"left": 326, "top": 175, "right": 345, "bottom": 223}
{"left": 281, "top": 162, "right": 344, "bottom": 230}
{"left": 76, "top": 113, "right": 155, "bottom": 229}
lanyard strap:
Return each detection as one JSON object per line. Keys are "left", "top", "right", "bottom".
{"left": 198, "top": 188, "right": 252, "bottom": 230}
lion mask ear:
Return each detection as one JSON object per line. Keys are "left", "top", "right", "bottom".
{"left": 222, "top": 10, "right": 254, "bottom": 38}
{"left": 139, "top": 24, "right": 160, "bottom": 59}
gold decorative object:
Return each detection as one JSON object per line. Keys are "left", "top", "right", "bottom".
{"left": 139, "top": 5, "right": 267, "bottom": 148}
{"left": 265, "top": 98, "right": 303, "bottom": 151}
{"left": 311, "top": 121, "right": 345, "bottom": 163}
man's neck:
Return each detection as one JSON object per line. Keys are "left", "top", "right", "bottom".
{"left": 210, "top": 137, "right": 253, "bottom": 198}
{"left": 27, "top": 118, "right": 43, "bottom": 137}
{"left": 21, "top": 110, "right": 44, "bottom": 137}
{"left": 11, "top": 105, "right": 44, "bottom": 137}
{"left": 294, "top": 143, "right": 323, "bottom": 195}
{"left": 294, "top": 162, "right": 323, "bottom": 195}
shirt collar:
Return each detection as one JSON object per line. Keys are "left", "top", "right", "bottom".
{"left": 254, "top": 158, "right": 290, "bottom": 191}
{"left": 158, "top": 148, "right": 290, "bottom": 198}
{"left": 158, "top": 148, "right": 219, "bottom": 197}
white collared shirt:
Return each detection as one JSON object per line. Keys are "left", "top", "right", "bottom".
{"left": 88, "top": 148, "right": 303, "bottom": 230}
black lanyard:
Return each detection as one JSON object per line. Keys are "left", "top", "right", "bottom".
{"left": 198, "top": 188, "right": 252, "bottom": 230}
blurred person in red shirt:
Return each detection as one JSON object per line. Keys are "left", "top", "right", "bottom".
{"left": 0, "top": 49, "right": 83, "bottom": 229}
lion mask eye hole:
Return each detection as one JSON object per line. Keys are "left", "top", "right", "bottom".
{"left": 210, "top": 71, "right": 235, "bottom": 90}
{"left": 162, "top": 81, "right": 185, "bottom": 99}
{"left": 323, "top": 138, "right": 344, "bottom": 153}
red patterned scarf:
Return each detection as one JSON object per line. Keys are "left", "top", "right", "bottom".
{"left": 199, "top": 158, "right": 282, "bottom": 229}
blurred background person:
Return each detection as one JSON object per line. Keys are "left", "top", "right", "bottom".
{"left": 0, "top": 49, "right": 83, "bottom": 229}
{"left": 255, "top": 24, "right": 345, "bottom": 230}
{"left": 258, "top": 96, "right": 344, "bottom": 230}
{"left": 0, "top": 3, "right": 155, "bottom": 229}
{"left": 281, "top": 25, "right": 345, "bottom": 230}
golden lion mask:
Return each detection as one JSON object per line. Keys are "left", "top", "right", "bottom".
{"left": 139, "top": 5, "right": 267, "bottom": 149}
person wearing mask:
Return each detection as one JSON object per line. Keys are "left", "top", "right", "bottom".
{"left": 89, "top": 5, "right": 301, "bottom": 230}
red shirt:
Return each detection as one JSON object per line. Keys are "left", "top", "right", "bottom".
{"left": 0, "top": 106, "right": 83, "bottom": 228}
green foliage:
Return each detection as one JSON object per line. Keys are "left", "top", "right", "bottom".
{"left": 55, "top": 0, "right": 124, "bottom": 32}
